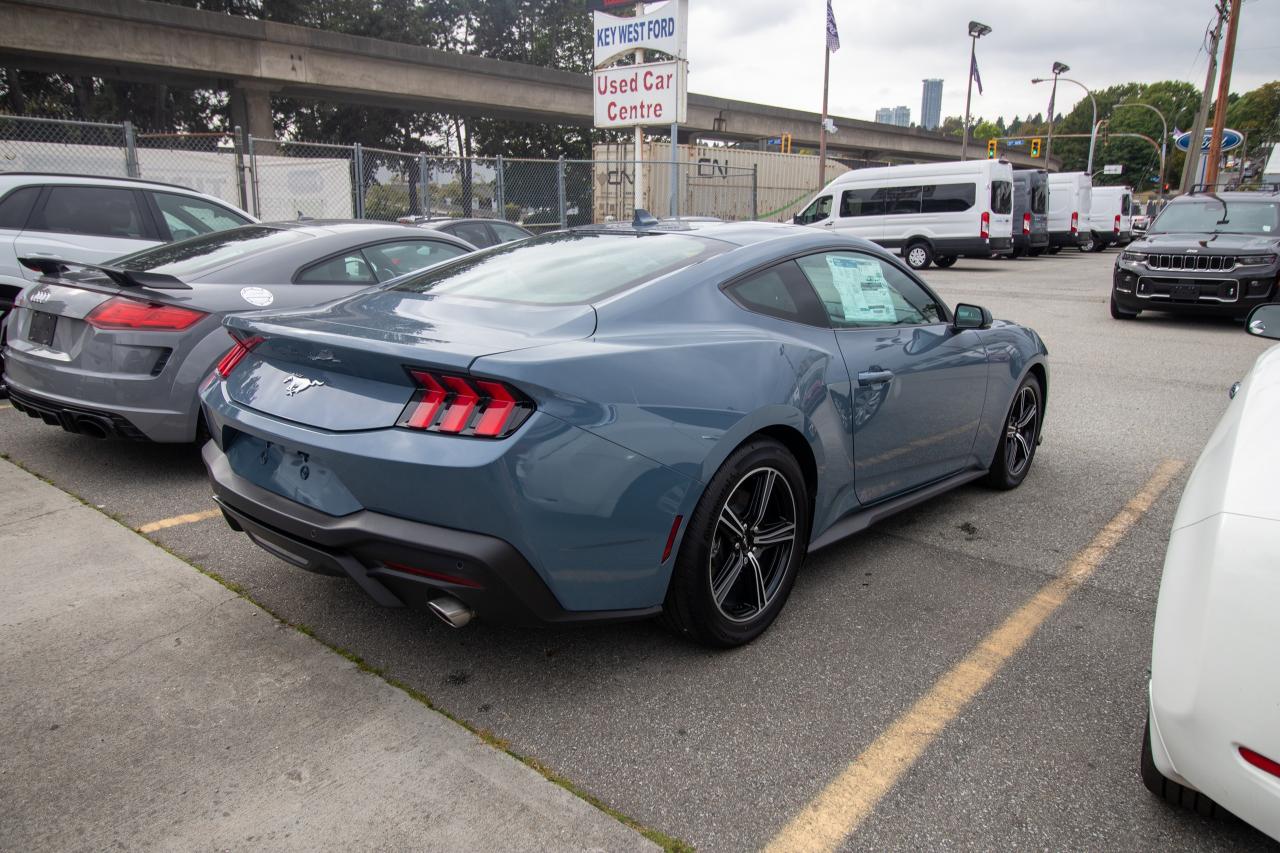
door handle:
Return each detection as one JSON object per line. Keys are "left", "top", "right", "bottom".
{"left": 857, "top": 370, "right": 894, "bottom": 386}
{"left": 822, "top": 221, "right": 834, "bottom": 227}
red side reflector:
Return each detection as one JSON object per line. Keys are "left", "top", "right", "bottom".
{"left": 980, "top": 211, "right": 990, "bottom": 240}
{"left": 661, "top": 515, "right": 684, "bottom": 563}
{"left": 383, "top": 561, "right": 483, "bottom": 589}
{"left": 214, "top": 335, "right": 264, "bottom": 379}
{"left": 437, "top": 375, "right": 479, "bottom": 433}
{"left": 405, "top": 369, "right": 446, "bottom": 429}
{"left": 1022, "top": 212, "right": 1032, "bottom": 235}
{"left": 1241, "top": 746, "right": 1280, "bottom": 778}
{"left": 86, "top": 296, "right": 206, "bottom": 331}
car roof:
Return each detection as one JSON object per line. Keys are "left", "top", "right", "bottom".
{"left": 1171, "top": 191, "right": 1280, "bottom": 203}
{"left": 570, "top": 219, "right": 889, "bottom": 253}
{"left": 0, "top": 171, "right": 255, "bottom": 217}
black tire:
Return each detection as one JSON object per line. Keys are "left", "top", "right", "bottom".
{"left": 1141, "top": 717, "right": 1223, "bottom": 818}
{"left": 1110, "top": 293, "right": 1139, "bottom": 320}
{"left": 1079, "top": 235, "right": 1096, "bottom": 252}
{"left": 903, "top": 242, "right": 933, "bottom": 271}
{"left": 1010, "top": 246, "right": 1025, "bottom": 259}
{"left": 663, "top": 438, "right": 810, "bottom": 647}
{"left": 1047, "top": 245, "right": 1061, "bottom": 255}
{"left": 984, "top": 373, "right": 1041, "bottom": 490}
{"left": 1027, "top": 247, "right": 1044, "bottom": 257}
{"left": 933, "top": 255, "right": 957, "bottom": 268}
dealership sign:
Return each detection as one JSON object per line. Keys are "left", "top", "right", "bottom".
{"left": 592, "top": 0, "right": 688, "bottom": 130}
{"left": 593, "top": 60, "right": 686, "bottom": 127}
{"left": 1174, "top": 128, "right": 1243, "bottom": 153}
{"left": 593, "top": 0, "right": 687, "bottom": 67}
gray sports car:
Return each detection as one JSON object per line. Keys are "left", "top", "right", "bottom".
{"left": 3, "top": 221, "right": 473, "bottom": 442}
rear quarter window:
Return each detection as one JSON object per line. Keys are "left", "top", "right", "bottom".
{"left": 0, "top": 186, "right": 40, "bottom": 229}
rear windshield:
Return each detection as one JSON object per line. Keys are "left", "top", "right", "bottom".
{"left": 1150, "top": 200, "right": 1279, "bottom": 235}
{"left": 1030, "top": 183, "right": 1047, "bottom": 215}
{"left": 990, "top": 180, "right": 1013, "bottom": 215}
{"left": 111, "top": 226, "right": 308, "bottom": 278}
{"left": 390, "top": 231, "right": 727, "bottom": 305}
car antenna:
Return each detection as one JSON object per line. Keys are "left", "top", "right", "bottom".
{"left": 632, "top": 208, "right": 659, "bottom": 228}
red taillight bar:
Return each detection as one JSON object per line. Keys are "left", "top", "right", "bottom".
{"left": 1022, "top": 212, "right": 1032, "bottom": 236}
{"left": 980, "top": 210, "right": 990, "bottom": 240}
{"left": 1070, "top": 211, "right": 1079, "bottom": 234}
{"left": 86, "top": 296, "right": 206, "bottom": 331}
{"left": 397, "top": 368, "right": 533, "bottom": 439}
{"left": 1113, "top": 214, "right": 1121, "bottom": 235}
{"left": 215, "top": 335, "right": 264, "bottom": 379}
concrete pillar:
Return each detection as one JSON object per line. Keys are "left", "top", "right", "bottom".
{"left": 230, "top": 85, "right": 274, "bottom": 143}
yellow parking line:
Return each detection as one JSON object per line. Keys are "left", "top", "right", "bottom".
{"left": 136, "top": 508, "right": 222, "bottom": 534}
{"left": 766, "top": 458, "right": 1186, "bottom": 853}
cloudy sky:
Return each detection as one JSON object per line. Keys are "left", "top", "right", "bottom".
{"left": 683, "top": 0, "right": 1279, "bottom": 126}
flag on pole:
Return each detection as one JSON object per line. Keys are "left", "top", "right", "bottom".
{"left": 970, "top": 52, "right": 983, "bottom": 96}
{"left": 826, "top": 0, "right": 840, "bottom": 52}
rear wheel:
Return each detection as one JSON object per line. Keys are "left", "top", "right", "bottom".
{"left": 1080, "top": 234, "right": 1097, "bottom": 252}
{"left": 984, "top": 374, "right": 1041, "bottom": 490}
{"left": 663, "top": 438, "right": 809, "bottom": 647}
{"left": 1141, "top": 717, "right": 1223, "bottom": 818}
{"left": 1110, "top": 293, "right": 1139, "bottom": 320}
{"left": 1047, "top": 245, "right": 1061, "bottom": 255}
{"left": 933, "top": 255, "right": 957, "bottom": 268}
{"left": 1028, "top": 247, "right": 1044, "bottom": 257}
{"left": 904, "top": 242, "right": 933, "bottom": 271}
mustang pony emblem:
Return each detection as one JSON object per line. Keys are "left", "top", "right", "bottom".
{"left": 282, "top": 375, "right": 326, "bottom": 397}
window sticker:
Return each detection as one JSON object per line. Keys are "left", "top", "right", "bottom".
{"left": 827, "top": 256, "right": 894, "bottom": 323}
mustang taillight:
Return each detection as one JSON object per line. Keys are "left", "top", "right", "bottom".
{"left": 980, "top": 211, "right": 990, "bottom": 239}
{"left": 1022, "top": 212, "right": 1032, "bottom": 236}
{"left": 215, "top": 335, "right": 264, "bottom": 379}
{"left": 1070, "top": 211, "right": 1079, "bottom": 234}
{"left": 1113, "top": 214, "right": 1121, "bottom": 235}
{"left": 398, "top": 368, "right": 532, "bottom": 438}
{"left": 86, "top": 296, "right": 205, "bottom": 331}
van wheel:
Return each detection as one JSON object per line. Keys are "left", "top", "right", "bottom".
{"left": 1047, "top": 245, "right": 1061, "bottom": 255}
{"left": 933, "top": 255, "right": 957, "bottom": 268}
{"left": 1080, "top": 235, "right": 1096, "bottom": 252}
{"left": 904, "top": 242, "right": 933, "bottom": 270}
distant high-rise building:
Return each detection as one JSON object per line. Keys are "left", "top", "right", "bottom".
{"left": 921, "top": 78, "right": 943, "bottom": 130}
{"left": 874, "top": 106, "right": 911, "bottom": 127}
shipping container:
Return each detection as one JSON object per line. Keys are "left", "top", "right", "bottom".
{"left": 591, "top": 142, "right": 851, "bottom": 223}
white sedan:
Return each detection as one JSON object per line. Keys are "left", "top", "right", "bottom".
{"left": 1143, "top": 302, "right": 1280, "bottom": 841}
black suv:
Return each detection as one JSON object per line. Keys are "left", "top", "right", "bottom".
{"left": 1111, "top": 190, "right": 1280, "bottom": 320}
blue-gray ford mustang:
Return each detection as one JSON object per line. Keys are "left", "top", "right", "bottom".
{"left": 199, "top": 221, "right": 1048, "bottom": 647}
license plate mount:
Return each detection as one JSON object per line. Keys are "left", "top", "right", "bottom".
{"left": 28, "top": 310, "right": 57, "bottom": 346}
{"left": 1172, "top": 284, "right": 1200, "bottom": 301}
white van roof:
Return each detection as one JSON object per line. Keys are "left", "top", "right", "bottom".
{"left": 823, "top": 158, "right": 1011, "bottom": 192}
{"left": 1091, "top": 185, "right": 1132, "bottom": 197}
{"left": 1047, "top": 171, "right": 1092, "bottom": 186}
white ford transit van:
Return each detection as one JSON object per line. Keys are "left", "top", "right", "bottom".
{"left": 1084, "top": 185, "right": 1133, "bottom": 251}
{"left": 793, "top": 160, "right": 1015, "bottom": 270}
{"left": 1046, "top": 172, "right": 1092, "bottom": 252}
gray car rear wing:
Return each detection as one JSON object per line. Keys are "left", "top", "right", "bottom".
{"left": 18, "top": 257, "right": 192, "bottom": 290}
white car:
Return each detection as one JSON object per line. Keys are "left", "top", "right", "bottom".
{"left": 1143, "top": 302, "right": 1280, "bottom": 842}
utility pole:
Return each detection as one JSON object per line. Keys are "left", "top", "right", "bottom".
{"left": 1204, "top": 0, "right": 1241, "bottom": 187}
{"left": 1181, "top": 2, "right": 1226, "bottom": 193}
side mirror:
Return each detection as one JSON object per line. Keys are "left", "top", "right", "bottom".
{"left": 792, "top": 214, "right": 802, "bottom": 224}
{"left": 953, "top": 303, "right": 993, "bottom": 330}
{"left": 1246, "top": 304, "right": 1280, "bottom": 341}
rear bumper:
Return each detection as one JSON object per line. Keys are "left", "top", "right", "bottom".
{"left": 7, "top": 383, "right": 148, "bottom": 439}
{"left": 1013, "top": 232, "right": 1050, "bottom": 251}
{"left": 203, "top": 440, "right": 662, "bottom": 626}
{"left": 1149, "top": 513, "right": 1280, "bottom": 841}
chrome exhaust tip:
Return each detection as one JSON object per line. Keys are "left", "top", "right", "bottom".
{"left": 426, "top": 595, "right": 474, "bottom": 629}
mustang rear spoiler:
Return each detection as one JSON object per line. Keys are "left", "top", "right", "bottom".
{"left": 18, "top": 257, "right": 192, "bottom": 290}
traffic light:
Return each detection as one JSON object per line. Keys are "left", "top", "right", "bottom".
{"left": 987, "top": 139, "right": 997, "bottom": 159}
{"left": 1030, "top": 137, "right": 1042, "bottom": 158}
{"left": 781, "top": 133, "right": 793, "bottom": 154}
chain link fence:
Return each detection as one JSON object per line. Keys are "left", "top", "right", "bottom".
{"left": 0, "top": 114, "right": 767, "bottom": 227}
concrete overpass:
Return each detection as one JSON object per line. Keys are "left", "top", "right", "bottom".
{"left": 0, "top": 0, "right": 1054, "bottom": 168}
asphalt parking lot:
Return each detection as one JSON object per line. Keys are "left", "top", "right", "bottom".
{"left": 2, "top": 248, "right": 1277, "bottom": 852}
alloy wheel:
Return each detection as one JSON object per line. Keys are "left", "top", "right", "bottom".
{"left": 708, "top": 466, "right": 797, "bottom": 623}
{"left": 1004, "top": 385, "right": 1038, "bottom": 477}
{"left": 907, "top": 247, "right": 927, "bottom": 268}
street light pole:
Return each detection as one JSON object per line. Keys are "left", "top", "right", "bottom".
{"left": 960, "top": 21, "right": 991, "bottom": 162}
{"left": 1033, "top": 62, "right": 1069, "bottom": 166}
{"left": 1032, "top": 70, "right": 1095, "bottom": 173}
{"left": 1060, "top": 78, "right": 1098, "bottom": 173}
{"left": 1113, "top": 101, "right": 1169, "bottom": 197}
